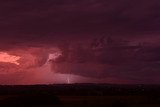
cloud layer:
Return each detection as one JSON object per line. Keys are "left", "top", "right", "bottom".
{"left": 0, "top": 0, "right": 160, "bottom": 84}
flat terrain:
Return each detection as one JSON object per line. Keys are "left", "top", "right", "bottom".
{"left": 0, "top": 84, "right": 159, "bottom": 107}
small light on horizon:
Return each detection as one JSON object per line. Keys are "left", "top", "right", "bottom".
{"left": 67, "top": 77, "right": 70, "bottom": 84}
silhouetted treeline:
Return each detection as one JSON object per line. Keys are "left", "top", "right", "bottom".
{"left": 0, "top": 84, "right": 159, "bottom": 96}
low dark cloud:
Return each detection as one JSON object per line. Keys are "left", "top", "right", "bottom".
{"left": 51, "top": 36, "right": 160, "bottom": 84}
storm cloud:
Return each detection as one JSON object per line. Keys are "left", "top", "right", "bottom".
{"left": 0, "top": 0, "right": 160, "bottom": 84}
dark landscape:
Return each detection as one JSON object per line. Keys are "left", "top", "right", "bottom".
{"left": 0, "top": 84, "right": 159, "bottom": 107}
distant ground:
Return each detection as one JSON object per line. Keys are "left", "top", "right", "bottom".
{"left": 0, "top": 84, "right": 159, "bottom": 107}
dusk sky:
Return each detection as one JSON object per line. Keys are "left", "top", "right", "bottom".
{"left": 0, "top": 0, "right": 160, "bottom": 84}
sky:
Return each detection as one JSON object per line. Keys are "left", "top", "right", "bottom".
{"left": 0, "top": 0, "right": 160, "bottom": 84}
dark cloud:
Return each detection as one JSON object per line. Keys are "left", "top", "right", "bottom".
{"left": 0, "top": 0, "right": 160, "bottom": 84}
{"left": 0, "top": 0, "right": 160, "bottom": 43}
{"left": 52, "top": 39, "right": 160, "bottom": 84}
